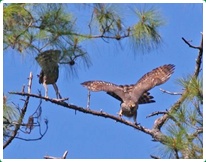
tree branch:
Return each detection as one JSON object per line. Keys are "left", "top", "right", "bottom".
{"left": 150, "top": 155, "right": 160, "bottom": 159}
{"left": 3, "top": 73, "right": 33, "bottom": 149}
{"left": 193, "top": 33, "right": 203, "bottom": 78}
{"left": 181, "top": 37, "right": 201, "bottom": 50}
{"left": 44, "top": 150, "right": 68, "bottom": 159}
{"left": 9, "top": 91, "right": 155, "bottom": 135}
{"left": 153, "top": 34, "right": 203, "bottom": 131}
{"left": 4, "top": 118, "right": 48, "bottom": 141}
{"left": 9, "top": 90, "right": 170, "bottom": 145}
{"left": 159, "top": 88, "right": 182, "bottom": 95}
{"left": 146, "top": 111, "right": 167, "bottom": 118}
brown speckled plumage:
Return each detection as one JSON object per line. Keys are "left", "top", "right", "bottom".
{"left": 81, "top": 64, "right": 175, "bottom": 124}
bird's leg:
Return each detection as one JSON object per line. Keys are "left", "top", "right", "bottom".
{"left": 43, "top": 82, "right": 48, "bottom": 98}
{"left": 86, "top": 90, "right": 91, "bottom": 109}
{"left": 117, "top": 109, "right": 123, "bottom": 119}
{"left": 133, "top": 111, "right": 139, "bottom": 125}
{"left": 53, "top": 83, "right": 62, "bottom": 99}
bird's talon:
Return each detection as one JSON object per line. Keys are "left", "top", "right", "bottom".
{"left": 134, "top": 122, "right": 140, "bottom": 126}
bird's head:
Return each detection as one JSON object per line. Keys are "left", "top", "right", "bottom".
{"left": 121, "top": 101, "right": 137, "bottom": 110}
{"left": 120, "top": 101, "right": 137, "bottom": 117}
{"left": 128, "top": 100, "right": 136, "bottom": 108}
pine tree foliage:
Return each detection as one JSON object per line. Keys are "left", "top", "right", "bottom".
{"left": 158, "top": 73, "right": 203, "bottom": 159}
{"left": 3, "top": 96, "right": 20, "bottom": 143}
{"left": 131, "top": 7, "right": 165, "bottom": 52}
{"left": 178, "top": 75, "right": 203, "bottom": 103}
{"left": 3, "top": 3, "right": 202, "bottom": 159}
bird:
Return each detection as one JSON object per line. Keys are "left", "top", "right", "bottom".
{"left": 36, "top": 50, "right": 62, "bottom": 99}
{"left": 81, "top": 64, "right": 175, "bottom": 124}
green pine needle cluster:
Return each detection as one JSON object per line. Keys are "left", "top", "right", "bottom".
{"left": 131, "top": 8, "right": 165, "bottom": 53}
{"left": 93, "top": 4, "right": 123, "bottom": 37}
{"left": 177, "top": 75, "right": 203, "bottom": 103}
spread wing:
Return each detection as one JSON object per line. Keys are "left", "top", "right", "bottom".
{"left": 81, "top": 80, "right": 127, "bottom": 101}
{"left": 131, "top": 64, "right": 175, "bottom": 103}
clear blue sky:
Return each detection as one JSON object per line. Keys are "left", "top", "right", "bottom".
{"left": 3, "top": 3, "right": 203, "bottom": 159}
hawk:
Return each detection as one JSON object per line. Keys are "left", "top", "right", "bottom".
{"left": 81, "top": 64, "right": 175, "bottom": 124}
{"left": 36, "top": 50, "right": 62, "bottom": 99}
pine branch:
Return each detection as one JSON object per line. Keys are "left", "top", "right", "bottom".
{"left": 153, "top": 34, "right": 203, "bottom": 131}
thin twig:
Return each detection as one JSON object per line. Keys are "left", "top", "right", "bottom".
{"left": 3, "top": 73, "right": 32, "bottom": 149}
{"left": 146, "top": 111, "right": 167, "bottom": 118}
{"left": 22, "top": 85, "right": 25, "bottom": 93}
{"left": 4, "top": 119, "right": 48, "bottom": 141}
{"left": 181, "top": 37, "right": 201, "bottom": 50}
{"left": 87, "top": 90, "right": 91, "bottom": 109}
{"left": 62, "top": 150, "right": 69, "bottom": 159}
{"left": 150, "top": 155, "right": 160, "bottom": 159}
{"left": 44, "top": 150, "right": 68, "bottom": 159}
{"left": 193, "top": 33, "right": 203, "bottom": 78}
{"left": 28, "top": 72, "right": 33, "bottom": 93}
{"left": 174, "top": 148, "right": 179, "bottom": 159}
{"left": 160, "top": 88, "right": 182, "bottom": 95}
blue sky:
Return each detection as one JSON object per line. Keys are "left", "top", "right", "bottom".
{"left": 3, "top": 3, "right": 203, "bottom": 159}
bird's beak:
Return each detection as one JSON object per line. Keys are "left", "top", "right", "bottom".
{"left": 130, "top": 104, "right": 136, "bottom": 108}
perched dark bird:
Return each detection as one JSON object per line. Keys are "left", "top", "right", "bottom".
{"left": 36, "top": 50, "right": 62, "bottom": 99}
{"left": 81, "top": 64, "right": 175, "bottom": 124}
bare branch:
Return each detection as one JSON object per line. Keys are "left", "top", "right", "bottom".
{"left": 146, "top": 111, "right": 167, "bottom": 118}
{"left": 160, "top": 88, "right": 182, "bottom": 95}
{"left": 4, "top": 72, "right": 48, "bottom": 148}
{"left": 9, "top": 91, "right": 155, "bottom": 135}
{"left": 21, "top": 85, "right": 25, "bottom": 93}
{"left": 182, "top": 34, "right": 203, "bottom": 77}
{"left": 4, "top": 119, "right": 48, "bottom": 141}
{"left": 44, "top": 151, "right": 68, "bottom": 159}
{"left": 86, "top": 90, "right": 91, "bottom": 109}
{"left": 9, "top": 90, "right": 170, "bottom": 145}
{"left": 27, "top": 72, "right": 33, "bottom": 93}
{"left": 62, "top": 150, "right": 69, "bottom": 159}
{"left": 181, "top": 37, "right": 201, "bottom": 50}
{"left": 44, "top": 150, "right": 68, "bottom": 159}
{"left": 193, "top": 33, "right": 203, "bottom": 78}
{"left": 3, "top": 75, "right": 31, "bottom": 149}
{"left": 174, "top": 148, "right": 179, "bottom": 159}
{"left": 150, "top": 155, "right": 161, "bottom": 159}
